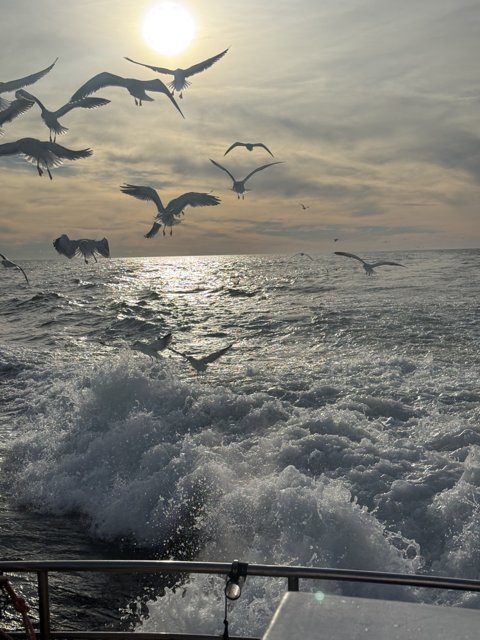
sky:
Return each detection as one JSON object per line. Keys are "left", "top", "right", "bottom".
{"left": 0, "top": 0, "right": 479, "bottom": 259}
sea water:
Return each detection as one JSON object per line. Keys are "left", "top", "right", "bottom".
{"left": 1, "top": 250, "right": 479, "bottom": 636}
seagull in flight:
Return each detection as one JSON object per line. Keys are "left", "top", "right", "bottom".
{"left": 299, "top": 203, "right": 309, "bottom": 210}
{"left": 0, "top": 59, "right": 57, "bottom": 109}
{"left": 334, "top": 251, "right": 406, "bottom": 275}
{"left": 210, "top": 159, "right": 283, "bottom": 199}
{"left": 15, "top": 89, "right": 110, "bottom": 142}
{"left": 0, "top": 94, "right": 35, "bottom": 135}
{"left": 69, "top": 72, "right": 184, "bottom": 115}
{"left": 168, "top": 343, "right": 233, "bottom": 372}
{"left": 292, "top": 252, "right": 314, "bottom": 261}
{"left": 53, "top": 235, "right": 110, "bottom": 263}
{"left": 0, "top": 138, "right": 92, "bottom": 179}
{"left": 120, "top": 184, "right": 221, "bottom": 237}
{"left": 124, "top": 48, "right": 228, "bottom": 98}
{"left": 224, "top": 142, "right": 274, "bottom": 157}
{"left": 131, "top": 333, "right": 172, "bottom": 359}
{"left": 1, "top": 253, "right": 29, "bottom": 284}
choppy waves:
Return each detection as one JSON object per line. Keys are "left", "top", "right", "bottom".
{"left": 1, "top": 250, "right": 480, "bottom": 635}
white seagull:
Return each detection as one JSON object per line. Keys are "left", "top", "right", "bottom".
{"left": 209, "top": 159, "right": 283, "bottom": 199}
{"left": 0, "top": 94, "right": 35, "bottom": 135}
{"left": 0, "top": 253, "right": 29, "bottom": 284}
{"left": 120, "top": 184, "right": 221, "bottom": 238}
{"left": 224, "top": 141, "right": 274, "bottom": 157}
{"left": 124, "top": 48, "right": 229, "bottom": 98}
{"left": 334, "top": 251, "right": 406, "bottom": 275}
{"left": 0, "top": 138, "right": 92, "bottom": 179}
{"left": 131, "top": 333, "right": 173, "bottom": 359}
{"left": 0, "top": 59, "right": 57, "bottom": 109}
{"left": 69, "top": 72, "right": 184, "bottom": 115}
{"left": 168, "top": 343, "right": 233, "bottom": 372}
{"left": 53, "top": 235, "right": 110, "bottom": 264}
{"left": 15, "top": 89, "right": 110, "bottom": 142}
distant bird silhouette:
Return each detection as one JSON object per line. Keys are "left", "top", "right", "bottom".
{"left": 224, "top": 141, "right": 274, "bottom": 157}
{"left": 334, "top": 251, "right": 406, "bottom": 275}
{"left": 69, "top": 72, "right": 184, "bottom": 116}
{"left": 0, "top": 253, "right": 29, "bottom": 284}
{"left": 124, "top": 48, "right": 228, "bottom": 98}
{"left": 0, "top": 94, "right": 35, "bottom": 135}
{"left": 299, "top": 203, "right": 309, "bottom": 210}
{"left": 131, "top": 333, "right": 172, "bottom": 359}
{"left": 0, "top": 137, "right": 92, "bottom": 179}
{"left": 53, "top": 235, "right": 110, "bottom": 263}
{"left": 0, "top": 59, "right": 57, "bottom": 109}
{"left": 333, "top": 238, "right": 339, "bottom": 242}
{"left": 169, "top": 343, "right": 233, "bottom": 372}
{"left": 292, "top": 252, "right": 314, "bottom": 261}
{"left": 210, "top": 159, "right": 283, "bottom": 199}
{"left": 120, "top": 184, "right": 221, "bottom": 237}
{"left": 15, "top": 89, "right": 110, "bottom": 142}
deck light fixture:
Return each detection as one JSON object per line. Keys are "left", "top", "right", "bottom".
{"left": 225, "top": 560, "right": 248, "bottom": 600}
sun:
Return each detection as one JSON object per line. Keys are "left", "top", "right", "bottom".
{"left": 142, "top": 2, "right": 196, "bottom": 56}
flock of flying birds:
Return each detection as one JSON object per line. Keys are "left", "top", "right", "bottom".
{"left": 1, "top": 50, "right": 407, "bottom": 368}
{"left": 0, "top": 51, "right": 286, "bottom": 258}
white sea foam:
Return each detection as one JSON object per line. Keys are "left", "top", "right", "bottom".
{"left": 1, "top": 251, "right": 479, "bottom": 634}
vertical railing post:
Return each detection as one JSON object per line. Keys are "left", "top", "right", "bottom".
{"left": 287, "top": 576, "right": 299, "bottom": 591}
{"left": 37, "top": 571, "right": 50, "bottom": 640}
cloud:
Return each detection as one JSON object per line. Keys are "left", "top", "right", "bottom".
{"left": 1, "top": 0, "right": 480, "bottom": 257}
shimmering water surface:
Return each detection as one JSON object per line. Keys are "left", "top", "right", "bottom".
{"left": 1, "top": 250, "right": 479, "bottom": 636}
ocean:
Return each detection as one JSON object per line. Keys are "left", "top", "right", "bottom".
{"left": 1, "top": 249, "right": 479, "bottom": 636}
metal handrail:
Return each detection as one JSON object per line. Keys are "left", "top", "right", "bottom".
{"left": 2, "top": 560, "right": 480, "bottom": 640}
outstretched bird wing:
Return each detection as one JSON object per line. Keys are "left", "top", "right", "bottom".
{"left": 55, "top": 97, "right": 111, "bottom": 117}
{"left": 224, "top": 142, "right": 244, "bottom": 156}
{"left": 334, "top": 251, "right": 367, "bottom": 265}
{"left": 0, "top": 253, "right": 29, "bottom": 284}
{"left": 210, "top": 158, "right": 236, "bottom": 183}
{"left": 254, "top": 143, "right": 274, "bottom": 157}
{"left": 132, "top": 332, "right": 173, "bottom": 358}
{"left": 0, "top": 140, "right": 22, "bottom": 156}
{"left": 243, "top": 161, "right": 283, "bottom": 184}
{"left": 70, "top": 72, "right": 127, "bottom": 101}
{"left": 120, "top": 184, "right": 165, "bottom": 212}
{"left": 0, "top": 96, "right": 35, "bottom": 132}
{"left": 198, "top": 343, "right": 233, "bottom": 365}
{"left": 124, "top": 57, "right": 174, "bottom": 75}
{"left": 94, "top": 238, "right": 110, "bottom": 258}
{"left": 15, "top": 263, "right": 29, "bottom": 284}
{"left": 140, "top": 78, "right": 184, "bottom": 117}
{"left": 370, "top": 261, "right": 406, "bottom": 268}
{"left": 184, "top": 48, "right": 229, "bottom": 77}
{"left": 47, "top": 142, "right": 93, "bottom": 162}
{"left": 149, "top": 332, "right": 173, "bottom": 352}
{"left": 144, "top": 222, "right": 162, "bottom": 239}
{"left": 53, "top": 235, "right": 80, "bottom": 259}
{"left": 166, "top": 192, "right": 221, "bottom": 215}
{"left": 0, "top": 59, "right": 58, "bottom": 94}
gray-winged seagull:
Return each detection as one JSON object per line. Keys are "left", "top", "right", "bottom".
{"left": 124, "top": 48, "right": 228, "bottom": 98}
{"left": 120, "top": 184, "right": 221, "bottom": 237}
{"left": 334, "top": 251, "right": 406, "bottom": 275}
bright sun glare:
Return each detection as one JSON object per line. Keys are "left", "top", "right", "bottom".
{"left": 142, "top": 2, "right": 196, "bottom": 56}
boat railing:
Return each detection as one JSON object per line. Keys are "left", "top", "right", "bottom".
{"left": 2, "top": 559, "right": 480, "bottom": 640}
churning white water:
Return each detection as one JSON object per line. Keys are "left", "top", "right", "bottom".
{"left": 1, "top": 250, "right": 479, "bottom": 635}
